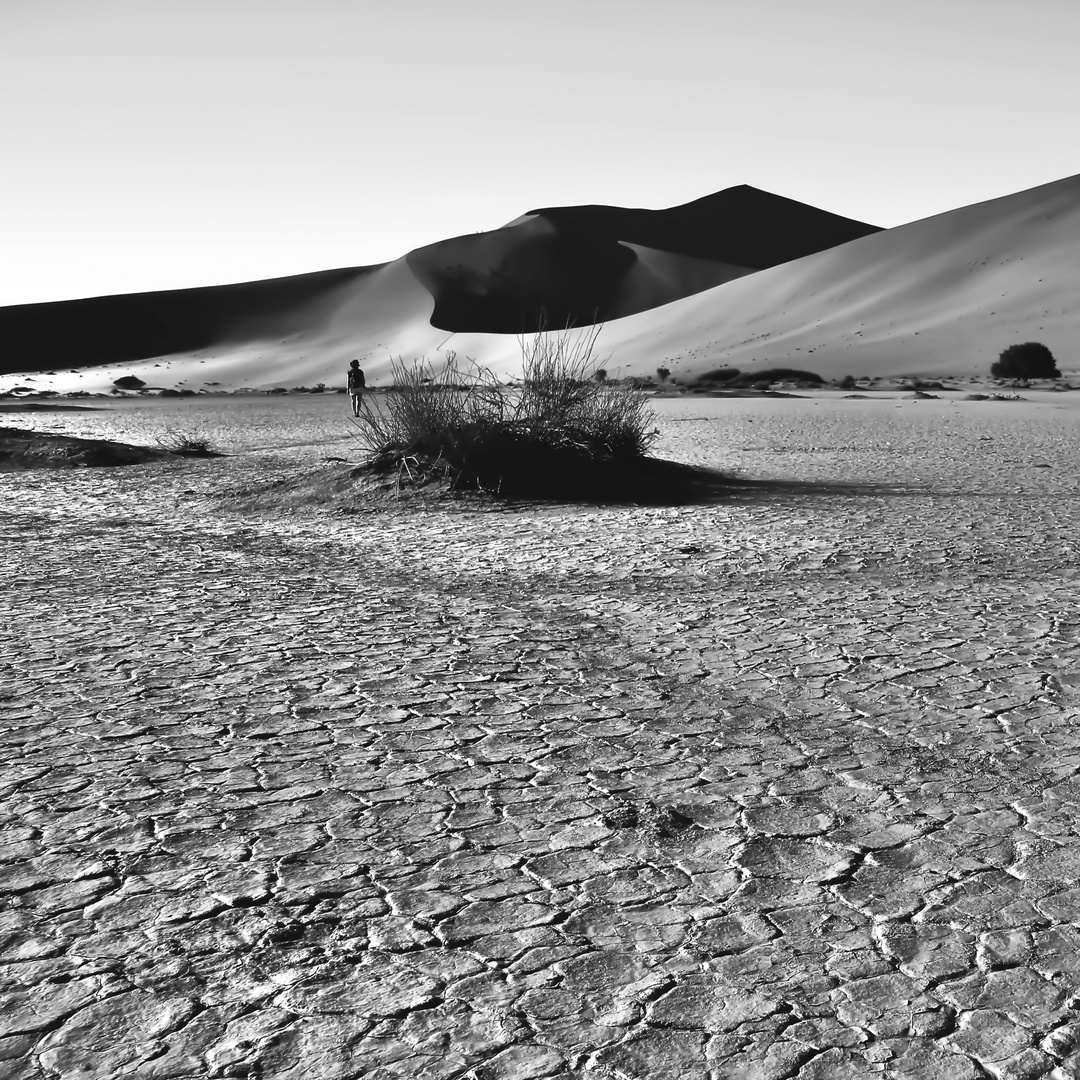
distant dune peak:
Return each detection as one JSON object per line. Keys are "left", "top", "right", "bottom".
{"left": 406, "top": 186, "right": 881, "bottom": 335}
{"left": 526, "top": 184, "right": 882, "bottom": 262}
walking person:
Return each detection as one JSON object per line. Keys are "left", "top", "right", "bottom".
{"left": 347, "top": 359, "right": 366, "bottom": 417}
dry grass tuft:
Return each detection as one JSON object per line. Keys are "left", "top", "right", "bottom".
{"left": 352, "top": 328, "right": 658, "bottom": 497}
{"left": 155, "top": 429, "right": 222, "bottom": 457}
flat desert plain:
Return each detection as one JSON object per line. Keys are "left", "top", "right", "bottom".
{"left": 6, "top": 391, "right": 1080, "bottom": 1079}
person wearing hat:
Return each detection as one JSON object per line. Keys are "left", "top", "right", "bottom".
{"left": 347, "top": 359, "right": 366, "bottom": 417}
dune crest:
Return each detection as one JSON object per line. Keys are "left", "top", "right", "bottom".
{"left": 405, "top": 187, "right": 880, "bottom": 334}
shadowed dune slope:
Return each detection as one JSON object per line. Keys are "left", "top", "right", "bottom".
{"left": 528, "top": 186, "right": 884, "bottom": 263}
{"left": 406, "top": 186, "right": 881, "bottom": 332}
{"left": 582, "top": 172, "right": 1080, "bottom": 380}
{"left": 0, "top": 266, "right": 379, "bottom": 377}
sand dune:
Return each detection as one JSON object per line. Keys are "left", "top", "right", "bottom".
{"left": 586, "top": 172, "right": 1080, "bottom": 381}
{"left": 406, "top": 187, "right": 880, "bottom": 334}
{"left": 2, "top": 175, "right": 1077, "bottom": 393}
{"left": 0, "top": 187, "right": 878, "bottom": 393}
{"left": 0, "top": 266, "right": 377, "bottom": 380}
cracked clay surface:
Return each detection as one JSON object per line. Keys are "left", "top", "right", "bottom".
{"left": 6, "top": 395, "right": 1080, "bottom": 1078}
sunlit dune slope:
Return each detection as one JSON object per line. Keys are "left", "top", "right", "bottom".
{"left": 581, "top": 172, "right": 1080, "bottom": 381}
{"left": 0, "top": 187, "right": 878, "bottom": 392}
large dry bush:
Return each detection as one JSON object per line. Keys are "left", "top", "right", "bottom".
{"left": 353, "top": 327, "right": 658, "bottom": 495}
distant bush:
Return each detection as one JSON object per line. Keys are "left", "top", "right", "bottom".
{"left": 113, "top": 375, "right": 146, "bottom": 390}
{"left": 991, "top": 342, "right": 1060, "bottom": 380}
{"left": 656, "top": 367, "right": 671, "bottom": 383}
{"left": 725, "top": 368, "right": 825, "bottom": 388}
{"left": 838, "top": 375, "right": 857, "bottom": 389}
{"left": 354, "top": 327, "right": 658, "bottom": 496}
{"left": 696, "top": 368, "right": 740, "bottom": 384}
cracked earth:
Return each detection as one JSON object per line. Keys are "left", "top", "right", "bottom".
{"left": 5, "top": 395, "right": 1080, "bottom": 1078}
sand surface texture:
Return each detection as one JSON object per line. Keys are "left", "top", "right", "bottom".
{"left": 5, "top": 394, "right": 1080, "bottom": 1078}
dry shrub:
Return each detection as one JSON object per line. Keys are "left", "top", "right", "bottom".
{"left": 155, "top": 429, "right": 221, "bottom": 456}
{"left": 353, "top": 327, "right": 657, "bottom": 495}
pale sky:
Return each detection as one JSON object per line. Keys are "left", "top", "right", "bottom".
{"left": 2, "top": 0, "right": 1078, "bottom": 306}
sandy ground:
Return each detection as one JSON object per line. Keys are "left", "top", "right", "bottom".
{"left": 5, "top": 393, "right": 1080, "bottom": 1078}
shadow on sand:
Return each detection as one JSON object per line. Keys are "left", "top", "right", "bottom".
{"left": 0, "top": 426, "right": 171, "bottom": 470}
{"left": 483, "top": 456, "right": 914, "bottom": 507}
{"left": 0, "top": 427, "right": 222, "bottom": 470}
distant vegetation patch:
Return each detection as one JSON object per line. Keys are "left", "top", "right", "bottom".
{"left": 724, "top": 368, "right": 825, "bottom": 388}
{"left": 113, "top": 375, "right": 146, "bottom": 391}
{"left": 695, "top": 367, "right": 741, "bottom": 384}
{"left": 991, "top": 342, "right": 1060, "bottom": 380}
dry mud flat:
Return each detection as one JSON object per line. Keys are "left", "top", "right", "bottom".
{"left": 5, "top": 394, "right": 1080, "bottom": 1079}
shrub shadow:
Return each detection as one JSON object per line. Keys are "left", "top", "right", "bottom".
{"left": 390, "top": 453, "right": 912, "bottom": 506}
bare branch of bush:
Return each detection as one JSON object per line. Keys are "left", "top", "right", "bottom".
{"left": 155, "top": 429, "right": 221, "bottom": 457}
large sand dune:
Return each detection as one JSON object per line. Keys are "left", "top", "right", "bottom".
{"left": 0, "top": 267, "right": 377, "bottom": 381}
{"left": 0, "top": 188, "right": 878, "bottom": 393}
{"left": 589, "top": 171, "right": 1080, "bottom": 381}
{"left": 2, "top": 174, "right": 1076, "bottom": 393}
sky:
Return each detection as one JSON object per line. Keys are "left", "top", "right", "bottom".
{"left": 2, "top": 0, "right": 1078, "bottom": 307}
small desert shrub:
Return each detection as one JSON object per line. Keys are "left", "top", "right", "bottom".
{"left": 155, "top": 429, "right": 220, "bottom": 457}
{"left": 991, "top": 342, "right": 1060, "bottom": 380}
{"left": 353, "top": 328, "right": 658, "bottom": 495}
{"left": 656, "top": 366, "right": 671, "bottom": 383}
